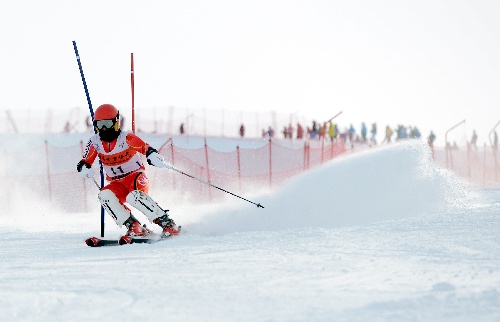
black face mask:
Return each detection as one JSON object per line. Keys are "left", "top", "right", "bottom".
{"left": 99, "top": 129, "right": 121, "bottom": 142}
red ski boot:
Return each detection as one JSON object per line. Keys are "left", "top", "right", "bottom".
{"left": 125, "top": 221, "right": 152, "bottom": 237}
{"left": 153, "top": 213, "right": 180, "bottom": 236}
{"left": 120, "top": 215, "right": 153, "bottom": 245}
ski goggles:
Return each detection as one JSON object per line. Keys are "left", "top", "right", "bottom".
{"left": 94, "top": 119, "right": 116, "bottom": 130}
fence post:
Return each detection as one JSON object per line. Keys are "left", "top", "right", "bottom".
{"left": 304, "top": 142, "right": 310, "bottom": 170}
{"left": 204, "top": 138, "right": 212, "bottom": 201}
{"left": 321, "top": 132, "right": 325, "bottom": 164}
{"left": 467, "top": 143, "right": 471, "bottom": 181}
{"left": 483, "top": 143, "right": 487, "bottom": 186}
{"left": 495, "top": 146, "right": 499, "bottom": 185}
{"left": 445, "top": 120, "right": 466, "bottom": 169}
{"left": 170, "top": 141, "right": 176, "bottom": 191}
{"left": 488, "top": 121, "right": 499, "bottom": 184}
{"left": 44, "top": 140, "right": 52, "bottom": 202}
{"left": 269, "top": 138, "right": 273, "bottom": 188}
{"left": 237, "top": 145, "right": 242, "bottom": 191}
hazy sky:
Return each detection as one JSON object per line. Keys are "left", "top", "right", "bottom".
{"left": 1, "top": 0, "right": 500, "bottom": 146}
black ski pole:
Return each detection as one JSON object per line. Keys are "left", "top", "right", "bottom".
{"left": 167, "top": 165, "right": 264, "bottom": 208}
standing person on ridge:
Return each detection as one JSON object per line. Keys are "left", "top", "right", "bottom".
{"left": 361, "top": 122, "right": 367, "bottom": 142}
{"left": 77, "top": 104, "right": 180, "bottom": 239}
{"left": 384, "top": 125, "right": 394, "bottom": 143}
{"left": 470, "top": 129, "right": 478, "bottom": 150}
{"left": 328, "top": 121, "right": 336, "bottom": 142}
{"left": 370, "top": 123, "right": 377, "bottom": 145}
{"left": 239, "top": 124, "right": 245, "bottom": 138}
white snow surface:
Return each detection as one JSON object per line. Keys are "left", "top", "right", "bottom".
{"left": 1, "top": 139, "right": 499, "bottom": 321}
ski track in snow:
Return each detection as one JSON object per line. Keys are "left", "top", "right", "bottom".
{"left": 1, "top": 139, "right": 499, "bottom": 321}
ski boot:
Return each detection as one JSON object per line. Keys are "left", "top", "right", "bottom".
{"left": 153, "top": 211, "right": 180, "bottom": 236}
{"left": 120, "top": 215, "right": 153, "bottom": 245}
{"left": 123, "top": 214, "right": 152, "bottom": 237}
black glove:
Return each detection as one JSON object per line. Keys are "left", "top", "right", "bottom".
{"left": 146, "top": 147, "right": 158, "bottom": 166}
{"left": 146, "top": 146, "right": 158, "bottom": 157}
{"left": 77, "top": 160, "right": 91, "bottom": 172}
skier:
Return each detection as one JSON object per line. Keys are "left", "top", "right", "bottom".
{"left": 76, "top": 104, "right": 180, "bottom": 239}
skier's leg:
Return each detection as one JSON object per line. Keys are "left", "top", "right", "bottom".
{"left": 124, "top": 172, "right": 179, "bottom": 235}
{"left": 98, "top": 189, "right": 131, "bottom": 227}
{"left": 126, "top": 189, "right": 166, "bottom": 222}
{"left": 98, "top": 182, "right": 150, "bottom": 236}
{"left": 126, "top": 190, "right": 180, "bottom": 235}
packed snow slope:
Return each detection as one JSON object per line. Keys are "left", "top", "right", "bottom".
{"left": 0, "top": 139, "right": 499, "bottom": 322}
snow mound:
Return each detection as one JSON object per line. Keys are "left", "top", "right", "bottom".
{"left": 187, "top": 140, "right": 469, "bottom": 235}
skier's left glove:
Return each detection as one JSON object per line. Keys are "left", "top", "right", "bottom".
{"left": 77, "top": 160, "right": 94, "bottom": 180}
{"left": 146, "top": 147, "right": 172, "bottom": 169}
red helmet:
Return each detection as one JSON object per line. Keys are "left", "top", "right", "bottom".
{"left": 94, "top": 104, "right": 120, "bottom": 132}
{"left": 94, "top": 104, "right": 119, "bottom": 121}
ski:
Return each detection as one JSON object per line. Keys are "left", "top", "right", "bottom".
{"left": 85, "top": 235, "right": 165, "bottom": 247}
{"left": 85, "top": 227, "right": 181, "bottom": 247}
{"left": 85, "top": 237, "right": 121, "bottom": 247}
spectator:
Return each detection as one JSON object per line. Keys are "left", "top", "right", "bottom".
{"left": 370, "top": 123, "right": 377, "bottom": 145}
{"left": 384, "top": 125, "right": 393, "bottom": 143}
{"left": 287, "top": 123, "right": 294, "bottom": 140}
{"left": 318, "top": 122, "right": 326, "bottom": 140}
{"left": 64, "top": 121, "right": 73, "bottom": 133}
{"left": 268, "top": 126, "right": 275, "bottom": 138}
{"left": 396, "top": 125, "right": 407, "bottom": 141}
{"left": 428, "top": 131, "right": 436, "bottom": 147}
{"left": 180, "top": 123, "right": 185, "bottom": 135}
{"left": 348, "top": 124, "right": 355, "bottom": 142}
{"left": 339, "top": 128, "right": 348, "bottom": 144}
{"left": 328, "top": 121, "right": 336, "bottom": 142}
{"left": 282, "top": 126, "right": 289, "bottom": 139}
{"left": 428, "top": 130, "right": 436, "bottom": 159}
{"left": 239, "top": 124, "right": 245, "bottom": 138}
{"left": 361, "top": 122, "right": 367, "bottom": 142}
{"left": 470, "top": 130, "right": 478, "bottom": 150}
{"left": 410, "top": 126, "right": 421, "bottom": 139}
{"left": 310, "top": 121, "right": 318, "bottom": 139}
{"left": 297, "top": 123, "right": 304, "bottom": 139}
{"left": 85, "top": 115, "right": 93, "bottom": 132}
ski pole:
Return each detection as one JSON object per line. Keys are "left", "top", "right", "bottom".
{"left": 92, "top": 178, "right": 101, "bottom": 189}
{"left": 163, "top": 164, "right": 264, "bottom": 208}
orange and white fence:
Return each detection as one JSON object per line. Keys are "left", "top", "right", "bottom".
{"left": 433, "top": 144, "right": 500, "bottom": 187}
{"left": 0, "top": 136, "right": 346, "bottom": 213}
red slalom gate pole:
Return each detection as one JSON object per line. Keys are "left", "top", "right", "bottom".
{"left": 131, "top": 53, "right": 135, "bottom": 133}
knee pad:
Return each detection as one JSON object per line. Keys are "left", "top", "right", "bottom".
{"left": 98, "top": 189, "right": 131, "bottom": 227}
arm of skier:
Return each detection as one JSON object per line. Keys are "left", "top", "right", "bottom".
{"left": 77, "top": 140, "right": 98, "bottom": 179}
{"left": 126, "top": 133, "right": 173, "bottom": 169}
